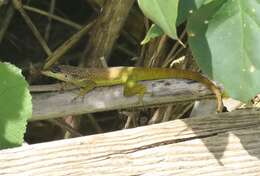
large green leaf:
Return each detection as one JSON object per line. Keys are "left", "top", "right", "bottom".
{"left": 177, "top": 0, "right": 217, "bottom": 25}
{"left": 0, "top": 62, "right": 32, "bottom": 149}
{"left": 138, "top": 0, "right": 179, "bottom": 40}
{"left": 188, "top": 0, "right": 260, "bottom": 101}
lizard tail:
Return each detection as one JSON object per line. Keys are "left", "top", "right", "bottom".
{"left": 139, "top": 68, "right": 223, "bottom": 112}
{"left": 169, "top": 70, "right": 223, "bottom": 113}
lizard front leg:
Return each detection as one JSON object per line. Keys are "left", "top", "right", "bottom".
{"left": 78, "top": 80, "right": 97, "bottom": 96}
{"left": 72, "top": 80, "right": 97, "bottom": 101}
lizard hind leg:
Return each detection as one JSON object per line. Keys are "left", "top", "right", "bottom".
{"left": 123, "top": 80, "right": 147, "bottom": 107}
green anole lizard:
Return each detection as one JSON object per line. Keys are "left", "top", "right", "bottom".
{"left": 41, "top": 65, "right": 223, "bottom": 112}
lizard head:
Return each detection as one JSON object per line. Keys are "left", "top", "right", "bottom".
{"left": 41, "top": 65, "right": 80, "bottom": 83}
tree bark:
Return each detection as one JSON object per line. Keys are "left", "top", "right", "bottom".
{"left": 83, "top": 0, "right": 135, "bottom": 67}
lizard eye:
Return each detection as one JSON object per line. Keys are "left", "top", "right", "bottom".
{"left": 51, "top": 65, "right": 61, "bottom": 73}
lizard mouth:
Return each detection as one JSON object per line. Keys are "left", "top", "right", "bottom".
{"left": 41, "top": 70, "right": 69, "bottom": 82}
{"left": 41, "top": 70, "right": 56, "bottom": 77}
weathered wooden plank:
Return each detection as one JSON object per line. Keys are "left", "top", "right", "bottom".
{"left": 31, "top": 79, "right": 215, "bottom": 121}
{"left": 1, "top": 109, "right": 260, "bottom": 176}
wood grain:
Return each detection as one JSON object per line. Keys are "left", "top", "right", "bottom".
{"left": 1, "top": 108, "right": 260, "bottom": 175}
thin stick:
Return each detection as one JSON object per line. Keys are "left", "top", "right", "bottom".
{"left": 12, "top": 0, "right": 52, "bottom": 56}
{"left": 48, "top": 119, "right": 82, "bottom": 137}
{"left": 99, "top": 56, "right": 108, "bottom": 68}
{"left": 43, "top": 20, "right": 95, "bottom": 69}
{"left": 162, "top": 28, "right": 187, "bottom": 68}
{"left": 23, "top": 5, "right": 81, "bottom": 30}
{"left": 0, "top": 4, "right": 15, "bottom": 43}
{"left": 44, "top": 0, "right": 56, "bottom": 41}
{"left": 148, "top": 35, "right": 168, "bottom": 67}
{"left": 87, "top": 114, "right": 103, "bottom": 133}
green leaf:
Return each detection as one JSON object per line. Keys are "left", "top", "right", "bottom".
{"left": 0, "top": 62, "right": 32, "bottom": 149}
{"left": 188, "top": 0, "right": 260, "bottom": 101}
{"left": 138, "top": 0, "right": 179, "bottom": 40}
{"left": 141, "top": 24, "right": 164, "bottom": 44}
{"left": 177, "top": 0, "right": 218, "bottom": 25}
